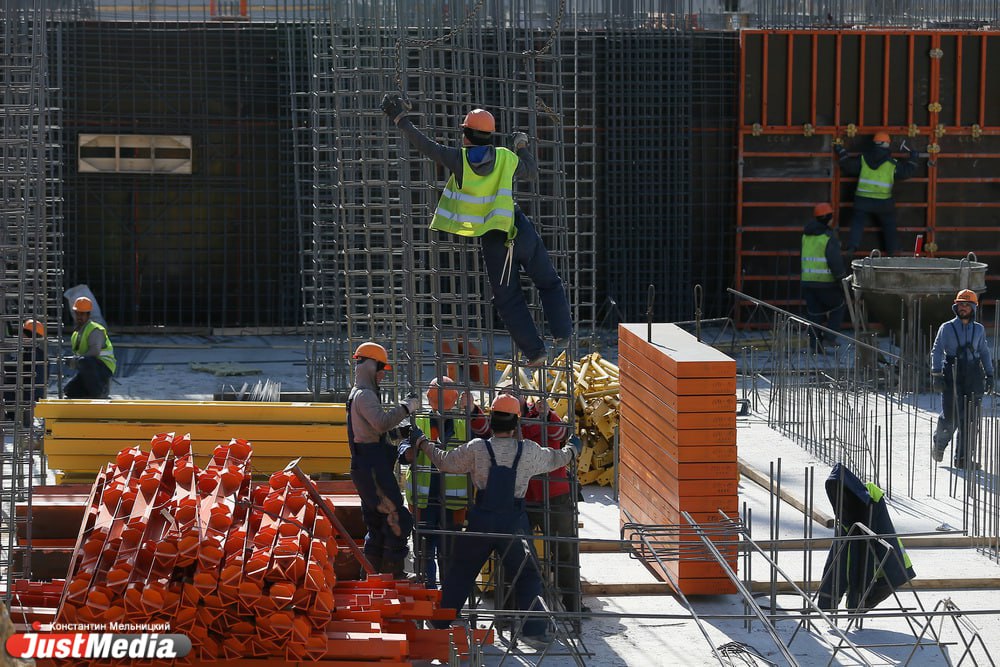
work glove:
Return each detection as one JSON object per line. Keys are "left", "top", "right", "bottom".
{"left": 900, "top": 139, "right": 920, "bottom": 160}
{"left": 986, "top": 376, "right": 996, "bottom": 396}
{"left": 379, "top": 93, "right": 413, "bottom": 125}
{"left": 832, "top": 141, "right": 847, "bottom": 159}
{"left": 567, "top": 434, "right": 583, "bottom": 459}
{"left": 401, "top": 394, "right": 421, "bottom": 415}
{"left": 512, "top": 131, "right": 529, "bottom": 152}
{"left": 407, "top": 424, "right": 426, "bottom": 449}
{"left": 931, "top": 373, "right": 945, "bottom": 393}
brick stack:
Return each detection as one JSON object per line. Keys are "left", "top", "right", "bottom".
{"left": 618, "top": 323, "right": 738, "bottom": 595}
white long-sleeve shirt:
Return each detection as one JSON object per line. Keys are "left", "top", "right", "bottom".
{"left": 419, "top": 435, "right": 575, "bottom": 498}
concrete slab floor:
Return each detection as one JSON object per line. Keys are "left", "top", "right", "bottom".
{"left": 43, "top": 335, "right": 1000, "bottom": 665}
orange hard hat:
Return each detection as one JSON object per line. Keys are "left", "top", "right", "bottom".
{"left": 353, "top": 342, "right": 391, "bottom": 370}
{"left": 874, "top": 131, "right": 891, "bottom": 145}
{"left": 427, "top": 376, "right": 459, "bottom": 412}
{"left": 491, "top": 394, "right": 521, "bottom": 416}
{"left": 22, "top": 319, "right": 45, "bottom": 337}
{"left": 72, "top": 296, "right": 93, "bottom": 312}
{"left": 955, "top": 289, "right": 979, "bottom": 306}
{"left": 813, "top": 203, "right": 834, "bottom": 218}
{"left": 461, "top": 108, "right": 495, "bottom": 134}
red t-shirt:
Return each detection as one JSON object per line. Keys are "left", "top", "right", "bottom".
{"left": 524, "top": 406, "right": 570, "bottom": 501}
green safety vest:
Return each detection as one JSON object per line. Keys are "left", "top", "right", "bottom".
{"left": 801, "top": 234, "right": 835, "bottom": 283}
{"left": 429, "top": 147, "right": 519, "bottom": 241}
{"left": 405, "top": 415, "right": 470, "bottom": 510}
{"left": 71, "top": 320, "right": 117, "bottom": 374}
{"left": 865, "top": 482, "right": 913, "bottom": 570}
{"left": 856, "top": 156, "right": 895, "bottom": 200}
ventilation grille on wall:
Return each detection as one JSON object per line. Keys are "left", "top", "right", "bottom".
{"left": 78, "top": 134, "right": 192, "bottom": 174}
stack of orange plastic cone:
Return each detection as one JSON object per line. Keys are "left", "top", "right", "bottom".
{"left": 50, "top": 433, "right": 490, "bottom": 666}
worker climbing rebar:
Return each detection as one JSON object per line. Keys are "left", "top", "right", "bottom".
{"left": 380, "top": 94, "right": 573, "bottom": 367}
{"left": 834, "top": 132, "right": 920, "bottom": 257}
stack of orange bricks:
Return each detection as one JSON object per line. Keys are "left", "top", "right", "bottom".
{"left": 617, "top": 323, "right": 739, "bottom": 595}
{"left": 47, "top": 433, "right": 489, "bottom": 666}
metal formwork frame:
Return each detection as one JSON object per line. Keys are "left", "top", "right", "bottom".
{"left": 736, "top": 30, "right": 1000, "bottom": 323}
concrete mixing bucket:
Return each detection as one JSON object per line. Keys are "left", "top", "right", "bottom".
{"left": 850, "top": 254, "right": 988, "bottom": 335}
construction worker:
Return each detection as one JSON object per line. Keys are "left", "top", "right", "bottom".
{"left": 65, "top": 297, "right": 116, "bottom": 399}
{"left": 397, "top": 377, "right": 479, "bottom": 588}
{"left": 347, "top": 341, "right": 420, "bottom": 578}
{"left": 834, "top": 132, "right": 920, "bottom": 257}
{"left": 411, "top": 394, "right": 579, "bottom": 648}
{"left": 380, "top": 94, "right": 573, "bottom": 366}
{"left": 2, "top": 319, "right": 47, "bottom": 427}
{"left": 801, "top": 203, "right": 848, "bottom": 353}
{"left": 930, "top": 290, "right": 994, "bottom": 469}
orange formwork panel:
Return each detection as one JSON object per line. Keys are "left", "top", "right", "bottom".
{"left": 619, "top": 335, "right": 738, "bottom": 396}
{"left": 736, "top": 29, "right": 1000, "bottom": 321}
{"left": 619, "top": 384, "right": 736, "bottom": 436}
{"left": 620, "top": 403, "right": 736, "bottom": 449}
{"left": 619, "top": 324, "right": 737, "bottom": 380}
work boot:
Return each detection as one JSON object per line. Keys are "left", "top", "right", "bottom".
{"left": 523, "top": 352, "right": 547, "bottom": 368}
{"left": 931, "top": 445, "right": 944, "bottom": 463}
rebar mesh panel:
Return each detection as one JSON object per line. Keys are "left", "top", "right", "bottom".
{"left": 0, "top": 0, "right": 53, "bottom": 592}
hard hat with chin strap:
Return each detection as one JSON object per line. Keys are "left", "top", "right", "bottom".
{"left": 353, "top": 341, "right": 391, "bottom": 370}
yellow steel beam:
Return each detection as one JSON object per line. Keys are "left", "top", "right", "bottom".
{"left": 46, "top": 421, "right": 346, "bottom": 442}
{"left": 44, "top": 438, "right": 350, "bottom": 458}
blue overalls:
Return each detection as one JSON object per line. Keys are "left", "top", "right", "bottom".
{"left": 433, "top": 439, "right": 548, "bottom": 637}
{"left": 347, "top": 395, "right": 414, "bottom": 570}
{"left": 935, "top": 321, "right": 987, "bottom": 465}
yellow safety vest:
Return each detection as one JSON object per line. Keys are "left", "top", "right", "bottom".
{"left": 856, "top": 157, "right": 895, "bottom": 200}
{"left": 405, "top": 416, "right": 470, "bottom": 510}
{"left": 429, "top": 148, "right": 519, "bottom": 241}
{"left": 801, "top": 234, "right": 835, "bottom": 283}
{"left": 71, "top": 320, "right": 116, "bottom": 374}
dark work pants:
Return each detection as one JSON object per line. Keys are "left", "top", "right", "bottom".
{"left": 802, "top": 284, "right": 845, "bottom": 348}
{"left": 350, "top": 444, "right": 413, "bottom": 563}
{"left": 935, "top": 391, "right": 982, "bottom": 464}
{"left": 432, "top": 505, "right": 548, "bottom": 637}
{"left": 479, "top": 209, "right": 573, "bottom": 360}
{"left": 847, "top": 199, "right": 898, "bottom": 256}
{"left": 64, "top": 357, "right": 112, "bottom": 399}
{"left": 527, "top": 492, "right": 581, "bottom": 613}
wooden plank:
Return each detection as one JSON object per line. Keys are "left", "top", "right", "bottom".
{"left": 35, "top": 398, "right": 347, "bottom": 423}
{"left": 620, "top": 381, "right": 735, "bottom": 429}
{"left": 619, "top": 324, "right": 736, "bottom": 379}
{"left": 619, "top": 357, "right": 736, "bottom": 413}
{"left": 47, "top": 420, "right": 345, "bottom": 441}
{"left": 738, "top": 457, "right": 836, "bottom": 529}
{"left": 621, "top": 414, "right": 736, "bottom": 463}
{"left": 620, "top": 453, "right": 738, "bottom": 498}
{"left": 620, "top": 399, "right": 736, "bottom": 447}
{"left": 619, "top": 331, "right": 736, "bottom": 395}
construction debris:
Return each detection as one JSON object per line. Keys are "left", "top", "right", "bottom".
{"left": 497, "top": 352, "right": 621, "bottom": 487}
{"left": 53, "top": 433, "right": 487, "bottom": 665}
{"left": 189, "top": 362, "right": 262, "bottom": 377}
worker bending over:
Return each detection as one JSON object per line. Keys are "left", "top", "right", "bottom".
{"left": 410, "top": 394, "right": 578, "bottom": 648}
{"left": 381, "top": 94, "right": 573, "bottom": 366}
{"left": 348, "top": 341, "right": 420, "bottom": 578}
{"left": 65, "top": 297, "right": 116, "bottom": 399}
{"left": 834, "top": 132, "right": 919, "bottom": 256}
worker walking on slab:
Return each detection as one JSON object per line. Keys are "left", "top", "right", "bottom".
{"left": 397, "top": 377, "right": 477, "bottom": 588}
{"left": 65, "top": 297, "right": 116, "bottom": 399}
{"left": 2, "top": 319, "right": 47, "bottom": 427}
{"left": 800, "top": 203, "right": 848, "bottom": 354}
{"left": 834, "top": 132, "right": 920, "bottom": 257}
{"left": 411, "top": 394, "right": 579, "bottom": 647}
{"left": 380, "top": 94, "right": 573, "bottom": 366}
{"left": 348, "top": 341, "right": 420, "bottom": 578}
{"left": 930, "top": 290, "right": 994, "bottom": 469}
